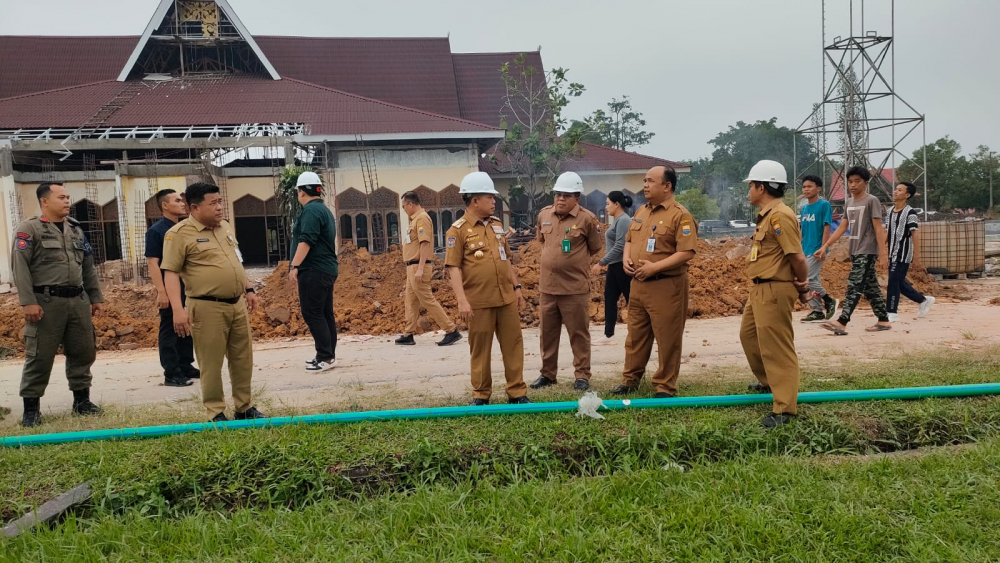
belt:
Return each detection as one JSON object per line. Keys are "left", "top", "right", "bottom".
{"left": 405, "top": 260, "right": 420, "bottom": 266}
{"left": 751, "top": 278, "right": 792, "bottom": 284}
{"left": 637, "top": 272, "right": 682, "bottom": 282}
{"left": 189, "top": 295, "right": 242, "bottom": 305}
{"left": 34, "top": 285, "right": 84, "bottom": 297}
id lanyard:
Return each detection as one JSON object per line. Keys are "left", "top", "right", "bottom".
{"left": 646, "top": 225, "right": 656, "bottom": 253}
{"left": 562, "top": 228, "right": 571, "bottom": 253}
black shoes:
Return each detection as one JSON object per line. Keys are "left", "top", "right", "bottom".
{"left": 761, "top": 412, "right": 795, "bottom": 428}
{"left": 211, "top": 412, "right": 229, "bottom": 423}
{"left": 470, "top": 398, "right": 489, "bottom": 406}
{"left": 182, "top": 368, "right": 201, "bottom": 379}
{"left": 508, "top": 396, "right": 531, "bottom": 405}
{"left": 234, "top": 407, "right": 267, "bottom": 420}
{"left": 165, "top": 374, "right": 194, "bottom": 387}
{"left": 71, "top": 390, "right": 102, "bottom": 416}
{"left": 529, "top": 376, "right": 557, "bottom": 389}
{"left": 21, "top": 398, "right": 41, "bottom": 427}
{"left": 395, "top": 334, "right": 416, "bottom": 346}
{"left": 748, "top": 383, "right": 771, "bottom": 394}
{"left": 653, "top": 392, "right": 676, "bottom": 399}
{"left": 573, "top": 379, "right": 590, "bottom": 391}
{"left": 610, "top": 385, "right": 636, "bottom": 396}
{"left": 437, "top": 330, "right": 463, "bottom": 346}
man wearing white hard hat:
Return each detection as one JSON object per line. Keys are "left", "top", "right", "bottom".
{"left": 740, "top": 160, "right": 811, "bottom": 428}
{"left": 289, "top": 171, "right": 340, "bottom": 372}
{"left": 529, "top": 171, "right": 603, "bottom": 392}
{"left": 445, "top": 172, "right": 529, "bottom": 405}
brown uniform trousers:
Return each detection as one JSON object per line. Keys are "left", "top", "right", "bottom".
{"left": 161, "top": 218, "right": 254, "bottom": 419}
{"left": 740, "top": 199, "right": 803, "bottom": 415}
{"left": 620, "top": 200, "right": 698, "bottom": 395}
{"left": 445, "top": 215, "right": 526, "bottom": 400}
{"left": 402, "top": 210, "right": 455, "bottom": 335}
{"left": 536, "top": 204, "right": 603, "bottom": 381}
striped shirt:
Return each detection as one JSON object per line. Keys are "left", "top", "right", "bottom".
{"left": 885, "top": 204, "right": 919, "bottom": 263}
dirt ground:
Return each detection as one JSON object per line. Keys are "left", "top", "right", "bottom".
{"left": 1, "top": 277, "right": 997, "bottom": 426}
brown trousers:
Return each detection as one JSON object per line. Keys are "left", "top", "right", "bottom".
{"left": 468, "top": 301, "right": 527, "bottom": 400}
{"left": 622, "top": 273, "right": 688, "bottom": 395}
{"left": 189, "top": 297, "right": 254, "bottom": 418}
{"left": 539, "top": 292, "right": 591, "bottom": 381}
{"left": 740, "top": 281, "right": 800, "bottom": 415}
{"left": 404, "top": 264, "right": 456, "bottom": 335}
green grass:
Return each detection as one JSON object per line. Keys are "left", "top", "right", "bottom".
{"left": 1, "top": 347, "right": 999, "bottom": 560}
{"left": 5, "top": 440, "right": 1000, "bottom": 561}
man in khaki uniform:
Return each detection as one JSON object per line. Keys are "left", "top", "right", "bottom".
{"left": 445, "top": 172, "right": 529, "bottom": 406}
{"left": 11, "top": 182, "right": 104, "bottom": 427}
{"left": 530, "top": 171, "right": 603, "bottom": 392}
{"left": 396, "top": 190, "right": 461, "bottom": 347}
{"left": 161, "top": 182, "right": 265, "bottom": 422}
{"left": 740, "top": 160, "right": 811, "bottom": 428}
{"left": 612, "top": 166, "right": 697, "bottom": 398}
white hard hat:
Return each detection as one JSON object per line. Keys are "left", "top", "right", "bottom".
{"left": 296, "top": 171, "right": 323, "bottom": 188}
{"left": 552, "top": 171, "right": 584, "bottom": 194}
{"left": 459, "top": 171, "right": 499, "bottom": 195}
{"left": 743, "top": 160, "right": 787, "bottom": 187}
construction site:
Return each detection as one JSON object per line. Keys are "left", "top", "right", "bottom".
{"left": 2, "top": 0, "right": 1000, "bottom": 559}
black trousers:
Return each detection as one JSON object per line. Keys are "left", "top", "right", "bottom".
{"left": 604, "top": 262, "right": 632, "bottom": 337}
{"left": 158, "top": 301, "right": 196, "bottom": 378}
{"left": 298, "top": 268, "right": 338, "bottom": 361}
{"left": 887, "top": 261, "right": 925, "bottom": 313}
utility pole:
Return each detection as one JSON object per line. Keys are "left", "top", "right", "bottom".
{"left": 990, "top": 151, "right": 995, "bottom": 211}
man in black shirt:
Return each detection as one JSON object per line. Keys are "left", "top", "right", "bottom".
{"left": 145, "top": 189, "right": 199, "bottom": 387}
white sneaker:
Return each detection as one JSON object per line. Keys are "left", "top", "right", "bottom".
{"left": 918, "top": 296, "right": 935, "bottom": 318}
{"left": 593, "top": 335, "right": 615, "bottom": 346}
{"left": 887, "top": 313, "right": 899, "bottom": 323}
{"left": 306, "top": 358, "right": 337, "bottom": 372}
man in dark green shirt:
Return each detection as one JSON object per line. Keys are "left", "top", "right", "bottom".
{"left": 289, "top": 172, "right": 339, "bottom": 371}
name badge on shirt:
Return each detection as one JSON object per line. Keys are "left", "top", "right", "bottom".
{"left": 405, "top": 233, "right": 412, "bottom": 244}
{"left": 492, "top": 225, "right": 505, "bottom": 234}
{"left": 646, "top": 238, "right": 656, "bottom": 253}
{"left": 750, "top": 244, "right": 759, "bottom": 262}
{"left": 499, "top": 246, "right": 508, "bottom": 261}
{"left": 197, "top": 238, "right": 210, "bottom": 242}
{"left": 235, "top": 248, "right": 244, "bottom": 263}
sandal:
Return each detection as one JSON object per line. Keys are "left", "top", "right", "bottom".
{"left": 821, "top": 322, "right": 848, "bottom": 336}
{"left": 865, "top": 324, "right": 891, "bottom": 332}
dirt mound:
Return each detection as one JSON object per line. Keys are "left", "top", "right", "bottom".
{"left": 0, "top": 236, "right": 961, "bottom": 357}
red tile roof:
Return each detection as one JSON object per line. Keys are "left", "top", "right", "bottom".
{"left": 255, "top": 36, "right": 463, "bottom": 118}
{"left": 452, "top": 51, "right": 545, "bottom": 127}
{"left": 0, "top": 76, "right": 498, "bottom": 136}
{"left": 0, "top": 36, "right": 138, "bottom": 100}
{"left": 829, "top": 168, "right": 897, "bottom": 201}
{"left": 480, "top": 142, "right": 689, "bottom": 175}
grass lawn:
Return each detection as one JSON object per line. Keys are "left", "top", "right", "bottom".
{"left": 1, "top": 347, "right": 999, "bottom": 561}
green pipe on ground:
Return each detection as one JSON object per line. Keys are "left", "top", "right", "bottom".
{"left": 3, "top": 383, "right": 1000, "bottom": 448}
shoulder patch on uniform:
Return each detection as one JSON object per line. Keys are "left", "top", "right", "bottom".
{"left": 16, "top": 238, "right": 29, "bottom": 250}
{"left": 452, "top": 218, "right": 467, "bottom": 228}
{"left": 447, "top": 236, "right": 456, "bottom": 248}
{"left": 682, "top": 224, "right": 692, "bottom": 236}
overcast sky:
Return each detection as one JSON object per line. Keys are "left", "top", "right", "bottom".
{"left": 2, "top": 0, "right": 997, "bottom": 163}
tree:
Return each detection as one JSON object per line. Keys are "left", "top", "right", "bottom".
{"left": 276, "top": 165, "right": 312, "bottom": 243}
{"left": 581, "top": 95, "right": 655, "bottom": 151}
{"left": 488, "top": 54, "right": 585, "bottom": 224}
{"left": 675, "top": 188, "right": 720, "bottom": 221}
{"left": 836, "top": 64, "right": 867, "bottom": 168}
{"left": 897, "top": 137, "right": 978, "bottom": 211}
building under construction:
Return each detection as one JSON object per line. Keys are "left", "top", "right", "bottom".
{"left": 0, "top": 0, "right": 686, "bottom": 284}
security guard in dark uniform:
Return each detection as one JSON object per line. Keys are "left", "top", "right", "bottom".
{"left": 740, "top": 160, "right": 812, "bottom": 428}
{"left": 445, "top": 172, "right": 529, "bottom": 406}
{"left": 11, "top": 182, "right": 104, "bottom": 427}
{"left": 161, "top": 182, "right": 265, "bottom": 422}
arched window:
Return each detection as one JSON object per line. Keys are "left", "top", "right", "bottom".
{"left": 427, "top": 210, "right": 439, "bottom": 248}
{"left": 340, "top": 214, "right": 353, "bottom": 244}
{"left": 355, "top": 214, "right": 369, "bottom": 250}
{"left": 387, "top": 212, "right": 400, "bottom": 247}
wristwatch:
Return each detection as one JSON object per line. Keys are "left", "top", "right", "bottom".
{"left": 514, "top": 284, "right": 522, "bottom": 290}
{"left": 246, "top": 288, "right": 256, "bottom": 294}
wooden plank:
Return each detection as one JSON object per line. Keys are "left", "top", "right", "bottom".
{"left": 2, "top": 481, "right": 92, "bottom": 538}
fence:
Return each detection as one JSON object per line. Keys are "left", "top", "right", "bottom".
{"left": 920, "top": 220, "right": 986, "bottom": 275}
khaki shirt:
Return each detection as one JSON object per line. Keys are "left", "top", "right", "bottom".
{"left": 160, "top": 218, "right": 248, "bottom": 299}
{"left": 402, "top": 210, "right": 434, "bottom": 262}
{"left": 536, "top": 204, "right": 603, "bottom": 295}
{"left": 626, "top": 200, "right": 698, "bottom": 276}
{"left": 444, "top": 215, "right": 515, "bottom": 309}
{"left": 747, "top": 199, "right": 803, "bottom": 282}
{"left": 10, "top": 217, "right": 104, "bottom": 306}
